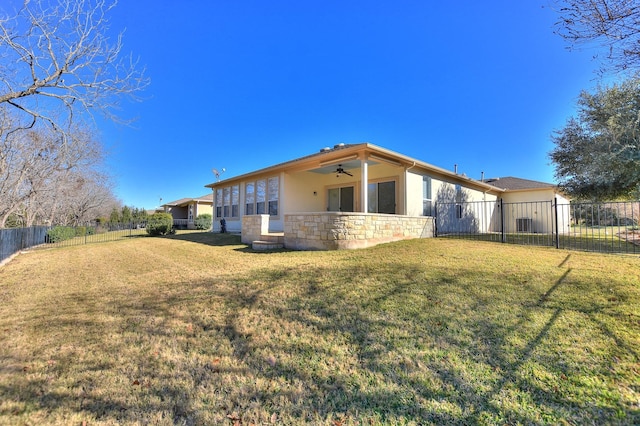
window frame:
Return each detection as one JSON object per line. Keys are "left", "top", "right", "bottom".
{"left": 367, "top": 178, "right": 397, "bottom": 214}
{"left": 243, "top": 176, "right": 280, "bottom": 218}
{"left": 422, "top": 176, "right": 433, "bottom": 216}
{"left": 214, "top": 185, "right": 241, "bottom": 219}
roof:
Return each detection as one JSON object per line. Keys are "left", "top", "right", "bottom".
{"left": 205, "top": 142, "right": 504, "bottom": 194}
{"left": 484, "top": 176, "right": 557, "bottom": 191}
{"left": 163, "top": 193, "right": 213, "bottom": 207}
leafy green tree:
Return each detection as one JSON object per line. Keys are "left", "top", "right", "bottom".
{"left": 131, "top": 207, "right": 148, "bottom": 223}
{"left": 121, "top": 206, "right": 132, "bottom": 224}
{"left": 109, "top": 207, "right": 120, "bottom": 224}
{"left": 550, "top": 78, "right": 640, "bottom": 200}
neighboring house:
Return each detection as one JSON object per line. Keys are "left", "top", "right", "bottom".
{"left": 205, "top": 143, "right": 569, "bottom": 250}
{"left": 161, "top": 194, "right": 213, "bottom": 229}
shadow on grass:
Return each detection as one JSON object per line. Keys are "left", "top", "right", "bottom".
{"left": 162, "top": 231, "right": 243, "bottom": 247}
{"left": 1, "top": 252, "right": 638, "bottom": 424}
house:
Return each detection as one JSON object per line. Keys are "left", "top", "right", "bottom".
{"left": 204, "top": 143, "right": 569, "bottom": 250}
{"left": 161, "top": 194, "right": 213, "bottom": 229}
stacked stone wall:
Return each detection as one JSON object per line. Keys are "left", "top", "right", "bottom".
{"left": 241, "top": 214, "right": 270, "bottom": 244}
{"left": 284, "top": 212, "right": 434, "bottom": 250}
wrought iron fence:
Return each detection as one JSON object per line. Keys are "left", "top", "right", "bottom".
{"left": 435, "top": 199, "right": 639, "bottom": 254}
{"left": 0, "top": 222, "right": 150, "bottom": 263}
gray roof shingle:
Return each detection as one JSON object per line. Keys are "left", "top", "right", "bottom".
{"left": 483, "top": 176, "right": 557, "bottom": 191}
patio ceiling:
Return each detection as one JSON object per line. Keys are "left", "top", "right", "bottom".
{"left": 308, "top": 158, "right": 380, "bottom": 175}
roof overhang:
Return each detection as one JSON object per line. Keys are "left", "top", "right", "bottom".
{"left": 205, "top": 143, "right": 505, "bottom": 195}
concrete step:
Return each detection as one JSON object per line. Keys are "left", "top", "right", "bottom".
{"left": 259, "top": 233, "right": 284, "bottom": 244}
{"left": 252, "top": 240, "right": 284, "bottom": 251}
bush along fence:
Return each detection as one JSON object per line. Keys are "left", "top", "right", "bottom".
{"left": 0, "top": 213, "right": 216, "bottom": 263}
{"left": 0, "top": 222, "right": 150, "bottom": 263}
{"left": 435, "top": 199, "right": 640, "bottom": 254}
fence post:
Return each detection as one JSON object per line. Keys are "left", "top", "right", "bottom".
{"left": 553, "top": 198, "right": 560, "bottom": 249}
{"left": 434, "top": 202, "right": 438, "bottom": 237}
{"left": 500, "top": 198, "right": 505, "bottom": 243}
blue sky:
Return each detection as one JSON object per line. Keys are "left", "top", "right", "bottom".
{"left": 98, "top": 1, "right": 601, "bottom": 209}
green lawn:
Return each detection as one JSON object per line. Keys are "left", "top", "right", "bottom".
{"left": 441, "top": 226, "right": 640, "bottom": 254}
{"left": 0, "top": 234, "right": 638, "bottom": 425}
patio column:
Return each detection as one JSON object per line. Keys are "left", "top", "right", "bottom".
{"left": 360, "top": 156, "right": 368, "bottom": 213}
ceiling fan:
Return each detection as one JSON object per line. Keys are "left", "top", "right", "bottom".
{"left": 335, "top": 164, "right": 353, "bottom": 177}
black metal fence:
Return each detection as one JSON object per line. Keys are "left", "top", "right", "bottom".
{"left": 0, "top": 222, "right": 150, "bottom": 264}
{"left": 435, "top": 199, "right": 640, "bottom": 254}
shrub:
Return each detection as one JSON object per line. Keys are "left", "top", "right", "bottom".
{"left": 194, "top": 213, "right": 213, "bottom": 230}
{"left": 146, "top": 213, "right": 174, "bottom": 236}
{"left": 46, "top": 226, "right": 76, "bottom": 243}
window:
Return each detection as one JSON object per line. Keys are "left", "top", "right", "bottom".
{"left": 215, "top": 185, "right": 240, "bottom": 218}
{"left": 328, "top": 186, "right": 354, "bottom": 212}
{"left": 245, "top": 182, "right": 255, "bottom": 215}
{"left": 268, "top": 177, "right": 279, "bottom": 216}
{"left": 215, "top": 189, "right": 223, "bottom": 218}
{"left": 455, "top": 184, "right": 463, "bottom": 219}
{"left": 223, "top": 187, "right": 230, "bottom": 218}
{"left": 231, "top": 185, "right": 239, "bottom": 217}
{"left": 423, "top": 176, "right": 432, "bottom": 216}
{"left": 256, "top": 179, "right": 266, "bottom": 214}
{"left": 245, "top": 176, "right": 279, "bottom": 216}
{"left": 367, "top": 181, "right": 395, "bottom": 214}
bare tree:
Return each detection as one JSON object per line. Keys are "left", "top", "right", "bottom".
{"left": 0, "top": 117, "right": 106, "bottom": 227}
{"left": 554, "top": 0, "right": 640, "bottom": 73}
{"left": 53, "top": 170, "right": 119, "bottom": 225}
{"left": 0, "top": 0, "right": 148, "bottom": 133}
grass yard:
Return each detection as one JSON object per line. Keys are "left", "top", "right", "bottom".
{"left": 0, "top": 234, "right": 638, "bottom": 425}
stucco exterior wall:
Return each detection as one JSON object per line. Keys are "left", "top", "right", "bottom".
{"left": 405, "top": 171, "right": 424, "bottom": 217}
{"left": 285, "top": 163, "right": 401, "bottom": 214}
{"left": 195, "top": 203, "right": 213, "bottom": 217}
{"left": 432, "top": 181, "right": 499, "bottom": 234}
{"left": 284, "top": 212, "right": 434, "bottom": 250}
{"left": 500, "top": 190, "right": 571, "bottom": 234}
{"left": 283, "top": 172, "right": 327, "bottom": 213}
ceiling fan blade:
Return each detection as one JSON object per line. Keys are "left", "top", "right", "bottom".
{"left": 335, "top": 165, "right": 353, "bottom": 177}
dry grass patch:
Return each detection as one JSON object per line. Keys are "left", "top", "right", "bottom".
{"left": 0, "top": 234, "right": 638, "bottom": 425}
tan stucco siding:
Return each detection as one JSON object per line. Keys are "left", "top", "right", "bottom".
{"left": 405, "top": 170, "right": 501, "bottom": 233}
{"left": 285, "top": 163, "right": 402, "bottom": 214}
{"left": 501, "top": 189, "right": 557, "bottom": 203}
{"left": 194, "top": 203, "right": 213, "bottom": 217}
{"left": 433, "top": 181, "right": 499, "bottom": 234}
{"left": 405, "top": 171, "right": 424, "bottom": 216}
{"left": 283, "top": 171, "right": 328, "bottom": 212}
{"left": 500, "top": 190, "right": 571, "bottom": 234}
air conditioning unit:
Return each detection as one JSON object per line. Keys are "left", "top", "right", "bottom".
{"left": 516, "top": 218, "right": 533, "bottom": 233}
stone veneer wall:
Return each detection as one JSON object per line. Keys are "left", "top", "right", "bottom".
{"left": 241, "top": 214, "right": 270, "bottom": 244}
{"left": 284, "top": 212, "right": 435, "bottom": 250}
